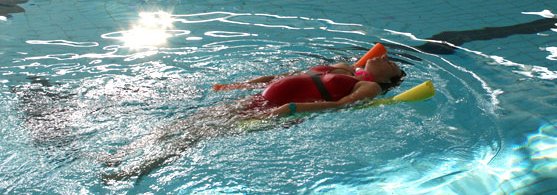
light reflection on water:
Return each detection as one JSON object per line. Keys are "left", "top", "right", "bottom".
{"left": 2, "top": 9, "right": 500, "bottom": 193}
{"left": 545, "top": 47, "right": 557, "bottom": 61}
{"left": 0, "top": 3, "right": 556, "bottom": 194}
{"left": 307, "top": 123, "right": 557, "bottom": 194}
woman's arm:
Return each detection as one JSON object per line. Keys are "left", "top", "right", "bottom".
{"left": 216, "top": 63, "right": 353, "bottom": 91}
{"left": 330, "top": 62, "right": 355, "bottom": 73}
{"left": 269, "top": 81, "right": 382, "bottom": 116}
{"left": 214, "top": 70, "right": 304, "bottom": 91}
{"left": 249, "top": 62, "right": 353, "bottom": 85}
{"left": 246, "top": 70, "right": 303, "bottom": 83}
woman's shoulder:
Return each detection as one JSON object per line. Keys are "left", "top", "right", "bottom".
{"left": 309, "top": 65, "right": 335, "bottom": 73}
{"left": 330, "top": 62, "right": 354, "bottom": 73}
{"left": 355, "top": 81, "right": 382, "bottom": 93}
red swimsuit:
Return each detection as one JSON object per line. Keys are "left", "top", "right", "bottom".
{"left": 261, "top": 65, "right": 359, "bottom": 106}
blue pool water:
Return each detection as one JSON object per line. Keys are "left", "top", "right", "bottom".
{"left": 1, "top": 0, "right": 557, "bottom": 194}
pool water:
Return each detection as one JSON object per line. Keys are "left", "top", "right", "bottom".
{"left": 1, "top": 0, "right": 557, "bottom": 194}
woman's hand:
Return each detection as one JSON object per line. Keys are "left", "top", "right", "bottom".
{"left": 269, "top": 101, "right": 339, "bottom": 117}
{"left": 247, "top": 75, "right": 276, "bottom": 83}
{"left": 269, "top": 104, "right": 291, "bottom": 116}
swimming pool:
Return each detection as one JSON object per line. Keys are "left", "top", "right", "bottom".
{"left": 1, "top": 0, "right": 557, "bottom": 194}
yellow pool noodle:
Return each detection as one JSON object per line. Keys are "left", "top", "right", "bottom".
{"left": 356, "top": 80, "right": 435, "bottom": 109}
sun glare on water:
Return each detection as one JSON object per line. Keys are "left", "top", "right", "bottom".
{"left": 122, "top": 11, "right": 174, "bottom": 48}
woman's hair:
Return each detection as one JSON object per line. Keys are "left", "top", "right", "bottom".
{"left": 378, "top": 69, "right": 406, "bottom": 95}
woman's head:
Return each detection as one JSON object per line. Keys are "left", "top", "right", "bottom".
{"left": 364, "top": 56, "right": 406, "bottom": 94}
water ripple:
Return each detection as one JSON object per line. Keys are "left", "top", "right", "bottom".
{"left": 25, "top": 40, "right": 99, "bottom": 47}
{"left": 204, "top": 31, "right": 257, "bottom": 38}
{"left": 545, "top": 46, "right": 557, "bottom": 61}
{"left": 173, "top": 11, "right": 364, "bottom": 34}
{"left": 0, "top": 6, "right": 517, "bottom": 195}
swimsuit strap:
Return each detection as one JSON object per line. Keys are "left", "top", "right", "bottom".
{"left": 306, "top": 71, "right": 333, "bottom": 101}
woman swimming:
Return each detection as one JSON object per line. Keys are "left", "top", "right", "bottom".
{"left": 101, "top": 47, "right": 406, "bottom": 182}
{"left": 235, "top": 55, "right": 406, "bottom": 117}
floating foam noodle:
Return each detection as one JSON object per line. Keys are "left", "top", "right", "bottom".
{"left": 354, "top": 80, "right": 436, "bottom": 109}
{"left": 354, "top": 42, "right": 387, "bottom": 67}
